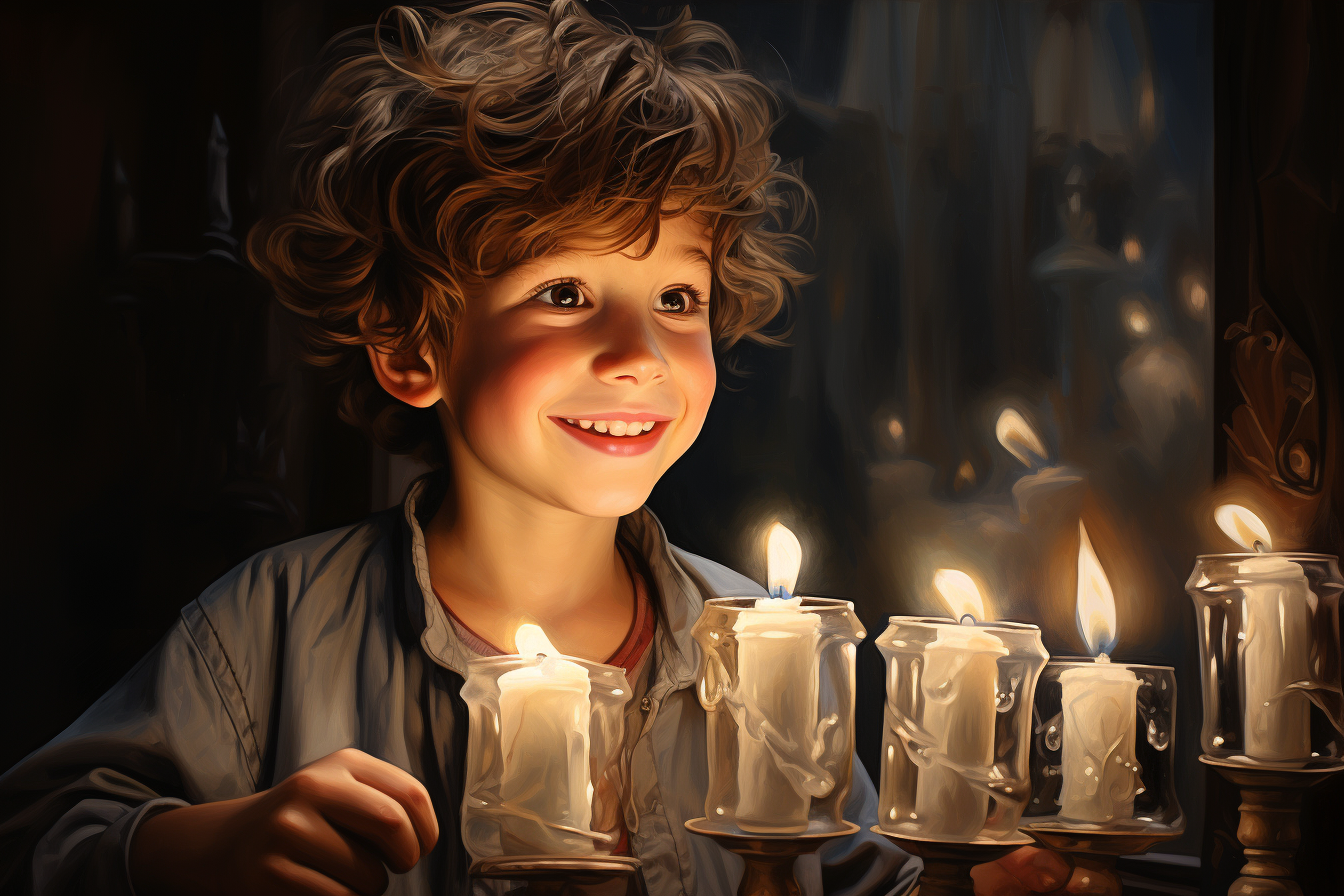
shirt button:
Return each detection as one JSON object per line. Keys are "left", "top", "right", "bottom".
{"left": 641, "top": 696, "right": 652, "bottom": 712}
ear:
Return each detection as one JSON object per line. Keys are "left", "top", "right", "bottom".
{"left": 366, "top": 341, "right": 441, "bottom": 408}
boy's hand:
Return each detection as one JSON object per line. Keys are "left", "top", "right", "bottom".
{"left": 971, "top": 846, "right": 1121, "bottom": 895}
{"left": 130, "top": 748, "right": 439, "bottom": 896}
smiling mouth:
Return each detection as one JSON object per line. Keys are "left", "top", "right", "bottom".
{"left": 550, "top": 416, "right": 670, "bottom": 456}
{"left": 562, "top": 417, "right": 659, "bottom": 437}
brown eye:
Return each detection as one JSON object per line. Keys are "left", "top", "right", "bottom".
{"left": 658, "top": 290, "right": 692, "bottom": 313}
{"left": 535, "top": 283, "right": 586, "bottom": 308}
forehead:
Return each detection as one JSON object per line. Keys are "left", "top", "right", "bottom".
{"left": 514, "top": 215, "right": 714, "bottom": 274}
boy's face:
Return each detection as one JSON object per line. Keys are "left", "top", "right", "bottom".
{"left": 440, "top": 215, "right": 718, "bottom": 518}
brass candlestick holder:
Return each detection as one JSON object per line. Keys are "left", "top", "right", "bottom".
{"left": 468, "top": 855, "right": 646, "bottom": 896}
{"left": 871, "top": 828, "right": 1035, "bottom": 896}
{"left": 1201, "top": 755, "right": 1344, "bottom": 896}
{"left": 686, "top": 818, "right": 860, "bottom": 896}
{"left": 1021, "top": 823, "right": 1181, "bottom": 887}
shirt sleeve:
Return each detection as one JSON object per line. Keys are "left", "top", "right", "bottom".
{"left": 807, "top": 757, "right": 921, "bottom": 896}
{"left": 0, "top": 612, "right": 257, "bottom": 896}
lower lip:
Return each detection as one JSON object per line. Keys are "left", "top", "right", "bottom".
{"left": 551, "top": 418, "right": 668, "bottom": 456}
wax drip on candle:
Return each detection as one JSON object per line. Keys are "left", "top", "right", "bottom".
{"left": 1214, "top": 504, "right": 1315, "bottom": 761}
{"left": 496, "top": 621, "right": 595, "bottom": 853}
{"left": 734, "top": 521, "right": 828, "bottom": 832}
{"left": 1062, "top": 522, "right": 1142, "bottom": 823}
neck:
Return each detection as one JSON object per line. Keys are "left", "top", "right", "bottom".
{"left": 423, "top": 437, "right": 630, "bottom": 651}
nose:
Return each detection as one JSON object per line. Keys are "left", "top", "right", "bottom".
{"left": 591, "top": 304, "right": 670, "bottom": 386}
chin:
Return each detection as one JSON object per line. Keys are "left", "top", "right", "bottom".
{"left": 558, "top": 484, "right": 656, "bottom": 519}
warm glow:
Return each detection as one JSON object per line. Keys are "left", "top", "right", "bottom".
{"left": 1123, "top": 236, "right": 1143, "bottom": 264}
{"left": 1076, "top": 522, "right": 1118, "bottom": 656}
{"left": 996, "top": 407, "right": 1048, "bottom": 466}
{"left": 1215, "top": 504, "right": 1273, "bottom": 552}
{"left": 1188, "top": 279, "right": 1208, "bottom": 313}
{"left": 1122, "top": 299, "right": 1151, "bottom": 336}
{"left": 934, "top": 568, "right": 988, "bottom": 622}
{"left": 954, "top": 460, "right": 977, "bottom": 489}
{"left": 1138, "top": 71, "right": 1157, "bottom": 141}
{"left": 887, "top": 417, "right": 905, "bottom": 442}
{"left": 515, "top": 622, "right": 560, "bottom": 657}
{"left": 766, "top": 522, "right": 803, "bottom": 598}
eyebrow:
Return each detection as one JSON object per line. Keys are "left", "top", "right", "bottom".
{"left": 511, "top": 242, "right": 712, "bottom": 278}
{"left": 673, "top": 244, "right": 712, "bottom": 268}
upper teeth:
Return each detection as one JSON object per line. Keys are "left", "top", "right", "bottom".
{"left": 565, "top": 418, "right": 656, "bottom": 436}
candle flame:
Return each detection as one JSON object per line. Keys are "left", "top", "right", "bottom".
{"left": 995, "top": 407, "right": 1048, "bottom": 467}
{"left": 766, "top": 522, "right": 803, "bottom": 598}
{"left": 1186, "top": 276, "right": 1208, "bottom": 314}
{"left": 1122, "top": 298, "right": 1151, "bottom": 336}
{"left": 1214, "top": 504, "right": 1273, "bottom": 552}
{"left": 933, "top": 569, "right": 988, "bottom": 622}
{"left": 1076, "top": 522, "right": 1118, "bottom": 656}
{"left": 1123, "top": 236, "right": 1143, "bottom": 264}
{"left": 515, "top": 622, "right": 560, "bottom": 657}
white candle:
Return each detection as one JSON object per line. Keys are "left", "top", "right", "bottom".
{"left": 1058, "top": 659, "right": 1140, "bottom": 822}
{"left": 733, "top": 595, "right": 822, "bottom": 833}
{"left": 1238, "top": 555, "right": 1313, "bottom": 761}
{"left": 913, "top": 622, "right": 1007, "bottom": 839}
{"left": 1213, "top": 505, "right": 1316, "bottom": 762}
{"left": 1057, "top": 522, "right": 1142, "bottom": 823}
{"left": 497, "top": 625, "right": 593, "bottom": 854}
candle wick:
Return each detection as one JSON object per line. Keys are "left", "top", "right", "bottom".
{"left": 1252, "top": 540, "right": 1268, "bottom": 554}
{"left": 959, "top": 614, "right": 977, "bottom": 626}
{"left": 1097, "top": 652, "right": 1111, "bottom": 664}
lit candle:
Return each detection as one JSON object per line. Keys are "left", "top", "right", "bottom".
{"left": 912, "top": 570, "right": 1007, "bottom": 839}
{"left": 996, "top": 407, "right": 1048, "bottom": 467}
{"left": 1058, "top": 522, "right": 1141, "bottom": 823}
{"left": 732, "top": 523, "right": 824, "bottom": 833}
{"left": 497, "top": 623, "right": 594, "bottom": 854}
{"left": 1215, "top": 505, "right": 1314, "bottom": 761}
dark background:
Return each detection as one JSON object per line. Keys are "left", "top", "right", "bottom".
{"left": 1, "top": 1, "right": 1340, "bottom": 892}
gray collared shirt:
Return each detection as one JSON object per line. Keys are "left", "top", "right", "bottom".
{"left": 0, "top": 477, "right": 917, "bottom": 895}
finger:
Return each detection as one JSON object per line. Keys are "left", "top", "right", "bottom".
{"left": 1065, "top": 863, "right": 1121, "bottom": 896}
{"left": 995, "top": 846, "right": 1072, "bottom": 892}
{"left": 971, "top": 860, "right": 1032, "bottom": 896}
{"left": 262, "top": 854, "right": 360, "bottom": 896}
{"left": 314, "top": 782, "right": 422, "bottom": 874}
{"left": 336, "top": 750, "right": 440, "bottom": 855}
{"left": 274, "top": 806, "right": 390, "bottom": 896}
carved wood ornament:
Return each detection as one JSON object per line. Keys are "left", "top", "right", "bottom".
{"left": 1224, "top": 302, "right": 1325, "bottom": 540}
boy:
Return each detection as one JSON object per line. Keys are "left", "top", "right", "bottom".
{"left": 0, "top": 3, "right": 1091, "bottom": 894}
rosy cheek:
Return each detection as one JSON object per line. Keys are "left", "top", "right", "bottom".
{"left": 674, "top": 331, "right": 718, "bottom": 427}
{"left": 453, "top": 330, "right": 577, "bottom": 442}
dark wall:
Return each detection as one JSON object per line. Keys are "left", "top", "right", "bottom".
{"left": 0, "top": 0, "right": 371, "bottom": 774}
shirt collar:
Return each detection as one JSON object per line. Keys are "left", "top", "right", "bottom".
{"left": 402, "top": 475, "right": 702, "bottom": 689}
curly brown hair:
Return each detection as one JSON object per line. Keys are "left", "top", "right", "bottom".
{"left": 247, "top": 0, "right": 813, "bottom": 466}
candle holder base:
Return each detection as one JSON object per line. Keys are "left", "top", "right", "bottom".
{"left": 1201, "top": 754, "right": 1344, "bottom": 896}
{"left": 1022, "top": 821, "right": 1182, "bottom": 887}
{"left": 685, "top": 818, "right": 859, "bottom": 896}
{"left": 870, "top": 827, "right": 1035, "bottom": 896}
{"left": 468, "top": 855, "right": 646, "bottom": 896}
